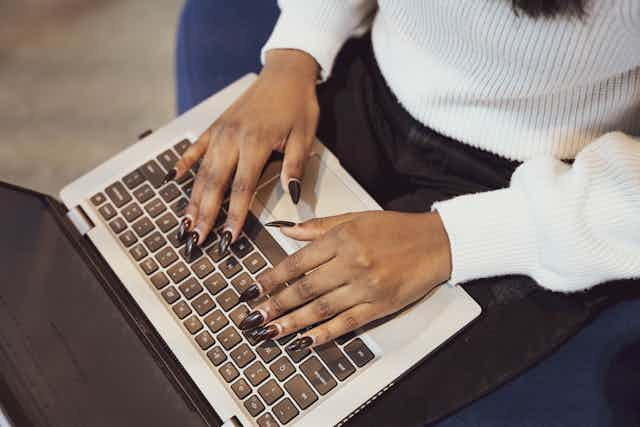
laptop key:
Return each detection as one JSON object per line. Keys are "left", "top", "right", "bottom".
{"left": 244, "top": 252, "right": 267, "bottom": 274}
{"left": 204, "top": 309, "right": 228, "bottom": 333}
{"left": 231, "top": 272, "right": 253, "bottom": 294}
{"left": 230, "top": 237, "right": 254, "bottom": 259}
{"left": 90, "top": 192, "right": 106, "bottom": 206}
{"left": 284, "top": 374, "right": 318, "bottom": 410}
{"left": 176, "top": 170, "right": 192, "bottom": 185}
{"left": 220, "top": 256, "right": 242, "bottom": 278}
{"left": 231, "top": 378, "right": 252, "bottom": 400}
{"left": 244, "top": 395, "right": 265, "bottom": 417}
{"left": 344, "top": 338, "right": 375, "bottom": 368}
{"left": 277, "top": 334, "right": 296, "bottom": 346}
{"left": 257, "top": 379, "right": 284, "bottom": 405}
{"left": 191, "top": 257, "right": 214, "bottom": 279}
{"left": 98, "top": 203, "right": 117, "bottom": 221}
{"left": 178, "top": 277, "right": 203, "bottom": 300}
{"left": 121, "top": 202, "right": 143, "bottom": 223}
{"left": 132, "top": 217, "right": 154, "bottom": 238}
{"left": 272, "top": 397, "right": 299, "bottom": 425}
{"left": 218, "top": 326, "right": 242, "bottom": 351}
{"left": 315, "top": 342, "right": 355, "bottom": 381}
{"left": 109, "top": 217, "right": 126, "bottom": 234}
{"left": 300, "top": 356, "right": 337, "bottom": 396}
{"left": 216, "top": 288, "right": 239, "bottom": 311}
{"left": 184, "top": 315, "right": 203, "bottom": 334}
{"left": 154, "top": 246, "right": 178, "bottom": 268}
{"left": 144, "top": 197, "right": 166, "bottom": 218}
{"left": 229, "top": 305, "right": 249, "bottom": 327}
{"left": 206, "top": 346, "right": 227, "bottom": 366}
{"left": 219, "top": 362, "right": 239, "bottom": 383}
{"left": 172, "top": 301, "right": 192, "bottom": 319}
{"left": 182, "top": 180, "right": 194, "bottom": 197}
{"left": 195, "top": 330, "right": 215, "bottom": 350}
{"left": 159, "top": 183, "right": 181, "bottom": 204}
{"left": 168, "top": 228, "right": 185, "bottom": 248}
{"left": 143, "top": 231, "right": 167, "bottom": 253}
{"left": 129, "top": 243, "right": 148, "bottom": 261}
{"left": 105, "top": 182, "right": 132, "bottom": 208}
{"left": 203, "top": 273, "right": 227, "bottom": 295}
{"left": 167, "top": 262, "right": 190, "bottom": 284}
{"left": 170, "top": 197, "right": 189, "bottom": 217}
{"left": 191, "top": 293, "right": 215, "bottom": 316}
{"left": 133, "top": 183, "right": 154, "bottom": 204}
{"left": 150, "top": 271, "right": 169, "bottom": 289}
{"left": 123, "top": 169, "right": 145, "bottom": 189}
{"left": 335, "top": 331, "right": 356, "bottom": 345}
{"left": 179, "top": 245, "right": 203, "bottom": 263}
{"left": 174, "top": 138, "right": 191, "bottom": 155}
{"left": 161, "top": 286, "right": 180, "bottom": 304}
{"left": 155, "top": 211, "right": 178, "bottom": 233}
{"left": 257, "top": 413, "right": 280, "bottom": 427}
{"left": 140, "top": 159, "right": 165, "bottom": 188}
{"left": 140, "top": 258, "right": 159, "bottom": 275}
{"left": 270, "top": 356, "right": 295, "bottom": 381}
{"left": 256, "top": 340, "right": 282, "bottom": 364}
{"left": 230, "top": 343, "right": 256, "bottom": 368}
{"left": 119, "top": 230, "right": 138, "bottom": 247}
{"left": 286, "top": 345, "right": 311, "bottom": 364}
{"left": 157, "top": 149, "right": 179, "bottom": 172}
{"left": 245, "top": 361, "right": 269, "bottom": 386}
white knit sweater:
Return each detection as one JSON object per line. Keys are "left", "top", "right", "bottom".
{"left": 262, "top": 0, "right": 640, "bottom": 292}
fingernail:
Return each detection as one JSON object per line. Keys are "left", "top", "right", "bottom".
{"left": 265, "top": 220, "right": 296, "bottom": 228}
{"left": 177, "top": 217, "right": 191, "bottom": 241}
{"left": 162, "top": 168, "right": 177, "bottom": 184}
{"left": 218, "top": 229, "right": 232, "bottom": 255}
{"left": 288, "top": 179, "right": 301, "bottom": 204}
{"left": 238, "top": 309, "right": 266, "bottom": 330}
{"left": 252, "top": 324, "right": 281, "bottom": 342}
{"left": 185, "top": 231, "right": 199, "bottom": 259}
{"left": 286, "top": 336, "right": 313, "bottom": 352}
{"left": 239, "top": 283, "right": 262, "bottom": 302}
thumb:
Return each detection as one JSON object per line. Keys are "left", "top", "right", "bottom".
{"left": 280, "top": 124, "right": 312, "bottom": 204}
{"left": 280, "top": 213, "right": 361, "bottom": 241}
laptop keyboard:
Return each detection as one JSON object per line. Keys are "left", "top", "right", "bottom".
{"left": 89, "top": 139, "right": 375, "bottom": 426}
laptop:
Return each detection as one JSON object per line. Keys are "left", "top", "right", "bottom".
{"left": 0, "top": 74, "right": 480, "bottom": 427}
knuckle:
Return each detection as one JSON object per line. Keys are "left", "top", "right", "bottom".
{"left": 344, "top": 314, "right": 360, "bottom": 331}
{"left": 283, "top": 252, "right": 303, "bottom": 276}
{"left": 313, "top": 297, "right": 334, "bottom": 318}
{"left": 231, "top": 179, "right": 251, "bottom": 195}
{"left": 295, "top": 277, "right": 316, "bottom": 300}
{"left": 268, "top": 294, "right": 284, "bottom": 316}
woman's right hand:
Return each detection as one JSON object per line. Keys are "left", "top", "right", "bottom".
{"left": 171, "top": 49, "right": 320, "bottom": 253}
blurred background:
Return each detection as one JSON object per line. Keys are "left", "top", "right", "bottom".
{"left": 0, "top": 0, "right": 183, "bottom": 195}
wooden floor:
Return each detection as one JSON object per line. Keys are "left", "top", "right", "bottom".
{"left": 0, "top": 0, "right": 182, "bottom": 196}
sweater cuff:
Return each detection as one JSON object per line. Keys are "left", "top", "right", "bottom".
{"left": 432, "top": 188, "right": 538, "bottom": 285}
{"left": 261, "top": 11, "right": 349, "bottom": 81}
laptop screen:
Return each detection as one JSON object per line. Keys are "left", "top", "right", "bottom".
{"left": 0, "top": 184, "right": 209, "bottom": 426}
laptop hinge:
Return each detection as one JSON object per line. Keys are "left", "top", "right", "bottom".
{"left": 66, "top": 205, "right": 94, "bottom": 235}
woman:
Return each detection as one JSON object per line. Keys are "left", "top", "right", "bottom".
{"left": 173, "top": 0, "right": 639, "bottom": 422}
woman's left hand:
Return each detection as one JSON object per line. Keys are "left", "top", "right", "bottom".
{"left": 238, "top": 211, "right": 453, "bottom": 350}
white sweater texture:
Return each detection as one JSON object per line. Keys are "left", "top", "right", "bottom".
{"left": 262, "top": 0, "right": 640, "bottom": 292}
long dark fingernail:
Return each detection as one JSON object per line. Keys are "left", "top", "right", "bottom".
{"left": 286, "top": 336, "right": 313, "bottom": 352}
{"left": 288, "top": 179, "right": 301, "bottom": 204}
{"left": 265, "top": 220, "right": 296, "bottom": 228}
{"left": 162, "top": 168, "right": 177, "bottom": 184}
{"left": 218, "top": 230, "right": 232, "bottom": 255}
{"left": 177, "top": 217, "right": 191, "bottom": 241}
{"left": 239, "top": 284, "right": 262, "bottom": 302}
{"left": 251, "top": 324, "right": 280, "bottom": 342}
{"left": 185, "top": 231, "right": 199, "bottom": 259}
{"left": 238, "top": 310, "right": 265, "bottom": 330}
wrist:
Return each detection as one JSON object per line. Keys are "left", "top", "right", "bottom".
{"left": 424, "top": 212, "right": 453, "bottom": 284}
{"left": 263, "top": 49, "right": 319, "bottom": 83}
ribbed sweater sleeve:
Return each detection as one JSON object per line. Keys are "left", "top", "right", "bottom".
{"left": 261, "top": 0, "right": 376, "bottom": 81}
{"left": 433, "top": 132, "right": 640, "bottom": 292}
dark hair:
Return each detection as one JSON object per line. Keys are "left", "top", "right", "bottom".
{"left": 511, "top": 0, "right": 586, "bottom": 18}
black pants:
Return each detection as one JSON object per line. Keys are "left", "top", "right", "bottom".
{"left": 313, "top": 36, "right": 637, "bottom": 427}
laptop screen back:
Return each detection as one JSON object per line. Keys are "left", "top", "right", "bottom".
{"left": 0, "top": 184, "right": 208, "bottom": 427}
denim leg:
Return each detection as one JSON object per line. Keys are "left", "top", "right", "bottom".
{"left": 175, "top": 0, "right": 279, "bottom": 114}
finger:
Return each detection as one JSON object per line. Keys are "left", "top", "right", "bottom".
{"left": 279, "top": 213, "right": 362, "bottom": 241}
{"left": 172, "top": 130, "right": 210, "bottom": 179}
{"left": 239, "top": 260, "right": 347, "bottom": 329}
{"left": 254, "top": 285, "right": 363, "bottom": 343}
{"left": 224, "top": 143, "right": 272, "bottom": 241}
{"left": 280, "top": 124, "right": 313, "bottom": 204}
{"left": 291, "top": 303, "right": 375, "bottom": 349}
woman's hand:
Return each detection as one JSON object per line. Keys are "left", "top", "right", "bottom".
{"left": 238, "top": 211, "right": 453, "bottom": 351}
{"left": 171, "top": 49, "right": 319, "bottom": 254}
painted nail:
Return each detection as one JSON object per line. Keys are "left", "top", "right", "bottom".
{"left": 185, "top": 231, "right": 199, "bottom": 259}
{"left": 288, "top": 179, "right": 301, "bottom": 204}
{"left": 286, "top": 336, "right": 313, "bottom": 352}
{"left": 177, "top": 217, "right": 191, "bottom": 241}
{"left": 218, "top": 229, "right": 232, "bottom": 255}
{"left": 252, "top": 324, "right": 280, "bottom": 342}
{"left": 162, "top": 168, "right": 177, "bottom": 184}
{"left": 238, "top": 310, "right": 265, "bottom": 330}
{"left": 239, "top": 283, "right": 262, "bottom": 302}
{"left": 265, "top": 220, "right": 296, "bottom": 228}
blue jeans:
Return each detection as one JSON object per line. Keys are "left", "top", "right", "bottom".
{"left": 175, "top": 1, "right": 640, "bottom": 425}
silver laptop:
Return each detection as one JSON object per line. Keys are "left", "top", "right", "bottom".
{"left": 59, "top": 74, "right": 481, "bottom": 427}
